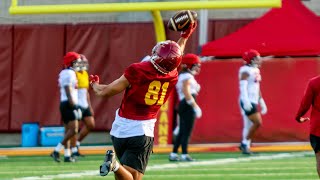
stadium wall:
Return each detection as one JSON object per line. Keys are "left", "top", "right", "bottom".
{"left": 0, "top": 20, "right": 246, "bottom": 132}
{"left": 0, "top": 20, "right": 317, "bottom": 144}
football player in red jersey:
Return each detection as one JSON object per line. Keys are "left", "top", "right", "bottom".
{"left": 90, "top": 22, "right": 197, "bottom": 180}
{"left": 295, "top": 75, "right": 320, "bottom": 177}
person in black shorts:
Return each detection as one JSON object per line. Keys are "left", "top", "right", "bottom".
{"left": 50, "top": 52, "right": 82, "bottom": 163}
{"left": 169, "top": 53, "right": 202, "bottom": 162}
{"left": 238, "top": 49, "right": 267, "bottom": 155}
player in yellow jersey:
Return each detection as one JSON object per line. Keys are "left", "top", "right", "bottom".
{"left": 72, "top": 54, "right": 95, "bottom": 158}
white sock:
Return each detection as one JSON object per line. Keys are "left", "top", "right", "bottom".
{"left": 113, "top": 161, "right": 120, "bottom": 172}
{"left": 247, "top": 139, "right": 252, "bottom": 148}
{"left": 71, "top": 147, "right": 78, "bottom": 153}
{"left": 54, "top": 143, "right": 63, "bottom": 152}
{"left": 181, "top": 154, "right": 188, "bottom": 159}
{"left": 64, "top": 148, "right": 71, "bottom": 157}
{"left": 170, "top": 152, "right": 178, "bottom": 157}
{"left": 76, "top": 141, "right": 80, "bottom": 147}
{"left": 242, "top": 138, "right": 250, "bottom": 145}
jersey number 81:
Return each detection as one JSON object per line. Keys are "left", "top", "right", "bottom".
{"left": 145, "top": 80, "right": 169, "bottom": 106}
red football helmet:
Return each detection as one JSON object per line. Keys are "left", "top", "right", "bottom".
{"left": 150, "top": 40, "right": 182, "bottom": 74}
{"left": 242, "top": 49, "right": 261, "bottom": 66}
{"left": 63, "top": 52, "right": 81, "bottom": 68}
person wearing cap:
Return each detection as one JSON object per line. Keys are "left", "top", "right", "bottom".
{"left": 238, "top": 49, "right": 267, "bottom": 155}
{"left": 169, "top": 53, "right": 202, "bottom": 162}
{"left": 50, "top": 52, "right": 82, "bottom": 163}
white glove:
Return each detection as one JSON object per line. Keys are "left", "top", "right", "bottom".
{"left": 259, "top": 98, "right": 267, "bottom": 115}
{"left": 73, "top": 107, "right": 82, "bottom": 120}
{"left": 194, "top": 106, "right": 202, "bottom": 118}
{"left": 173, "top": 126, "right": 180, "bottom": 136}
{"left": 242, "top": 100, "right": 253, "bottom": 112}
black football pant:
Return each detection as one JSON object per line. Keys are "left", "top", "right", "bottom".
{"left": 173, "top": 99, "right": 196, "bottom": 154}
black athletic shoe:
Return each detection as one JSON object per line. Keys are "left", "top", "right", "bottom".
{"left": 50, "top": 151, "right": 61, "bottom": 162}
{"left": 64, "top": 156, "right": 76, "bottom": 162}
{"left": 239, "top": 143, "right": 253, "bottom": 155}
{"left": 76, "top": 145, "right": 85, "bottom": 157}
{"left": 72, "top": 151, "right": 85, "bottom": 158}
{"left": 100, "top": 150, "right": 117, "bottom": 176}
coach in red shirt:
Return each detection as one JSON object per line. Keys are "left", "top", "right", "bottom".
{"left": 296, "top": 75, "right": 320, "bottom": 178}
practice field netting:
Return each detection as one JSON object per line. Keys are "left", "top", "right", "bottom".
{"left": 1, "top": 151, "right": 318, "bottom": 180}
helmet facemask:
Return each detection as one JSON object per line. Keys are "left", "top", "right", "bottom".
{"left": 79, "top": 54, "right": 89, "bottom": 71}
{"left": 80, "top": 59, "right": 89, "bottom": 71}
{"left": 71, "top": 58, "right": 81, "bottom": 71}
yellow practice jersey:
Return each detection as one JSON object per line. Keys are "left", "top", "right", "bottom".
{"left": 76, "top": 71, "right": 89, "bottom": 89}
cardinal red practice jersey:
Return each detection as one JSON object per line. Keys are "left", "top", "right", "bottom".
{"left": 296, "top": 75, "right": 320, "bottom": 137}
{"left": 119, "top": 61, "right": 178, "bottom": 120}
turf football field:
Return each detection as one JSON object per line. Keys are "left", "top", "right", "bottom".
{"left": 0, "top": 151, "right": 318, "bottom": 180}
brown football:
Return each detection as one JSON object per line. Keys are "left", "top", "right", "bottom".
{"left": 167, "top": 10, "right": 197, "bottom": 32}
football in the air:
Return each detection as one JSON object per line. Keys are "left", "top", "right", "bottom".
{"left": 167, "top": 10, "right": 197, "bottom": 32}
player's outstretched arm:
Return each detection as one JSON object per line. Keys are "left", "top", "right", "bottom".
{"left": 295, "top": 81, "right": 313, "bottom": 123}
{"left": 177, "top": 22, "right": 197, "bottom": 53}
{"left": 91, "top": 75, "right": 129, "bottom": 98}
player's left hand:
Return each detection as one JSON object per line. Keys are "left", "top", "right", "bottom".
{"left": 89, "top": 75, "right": 100, "bottom": 85}
{"left": 297, "top": 117, "right": 310, "bottom": 123}
{"left": 194, "top": 105, "right": 202, "bottom": 118}
{"left": 259, "top": 98, "right": 267, "bottom": 115}
{"left": 181, "top": 21, "right": 197, "bottom": 39}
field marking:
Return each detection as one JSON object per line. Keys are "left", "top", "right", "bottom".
{"left": 148, "top": 152, "right": 313, "bottom": 170}
{"left": 0, "top": 155, "right": 7, "bottom": 159}
{"left": 13, "top": 151, "right": 313, "bottom": 180}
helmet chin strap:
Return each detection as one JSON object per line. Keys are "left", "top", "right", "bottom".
{"left": 150, "top": 55, "right": 168, "bottom": 74}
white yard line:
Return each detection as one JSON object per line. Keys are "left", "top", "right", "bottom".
{"left": 13, "top": 151, "right": 313, "bottom": 180}
{"left": 0, "top": 155, "right": 7, "bottom": 159}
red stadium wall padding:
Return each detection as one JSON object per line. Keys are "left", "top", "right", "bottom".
{"left": 0, "top": 21, "right": 215, "bottom": 132}
{"left": 64, "top": 23, "right": 158, "bottom": 130}
{"left": 0, "top": 22, "right": 317, "bottom": 145}
{"left": 10, "top": 25, "right": 65, "bottom": 130}
{"left": 191, "top": 58, "right": 318, "bottom": 143}
{"left": 0, "top": 26, "right": 13, "bottom": 131}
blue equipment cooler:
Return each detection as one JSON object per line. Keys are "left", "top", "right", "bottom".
{"left": 21, "top": 122, "right": 39, "bottom": 147}
{"left": 40, "top": 126, "right": 65, "bottom": 146}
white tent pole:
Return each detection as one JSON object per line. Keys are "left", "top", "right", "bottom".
{"left": 199, "top": 0, "right": 209, "bottom": 52}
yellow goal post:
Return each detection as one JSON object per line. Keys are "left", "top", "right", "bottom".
{"left": 9, "top": 0, "right": 281, "bottom": 42}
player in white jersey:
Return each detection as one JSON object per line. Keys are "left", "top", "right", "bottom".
{"left": 169, "top": 54, "right": 202, "bottom": 162}
{"left": 50, "top": 52, "right": 82, "bottom": 162}
{"left": 238, "top": 49, "right": 267, "bottom": 154}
